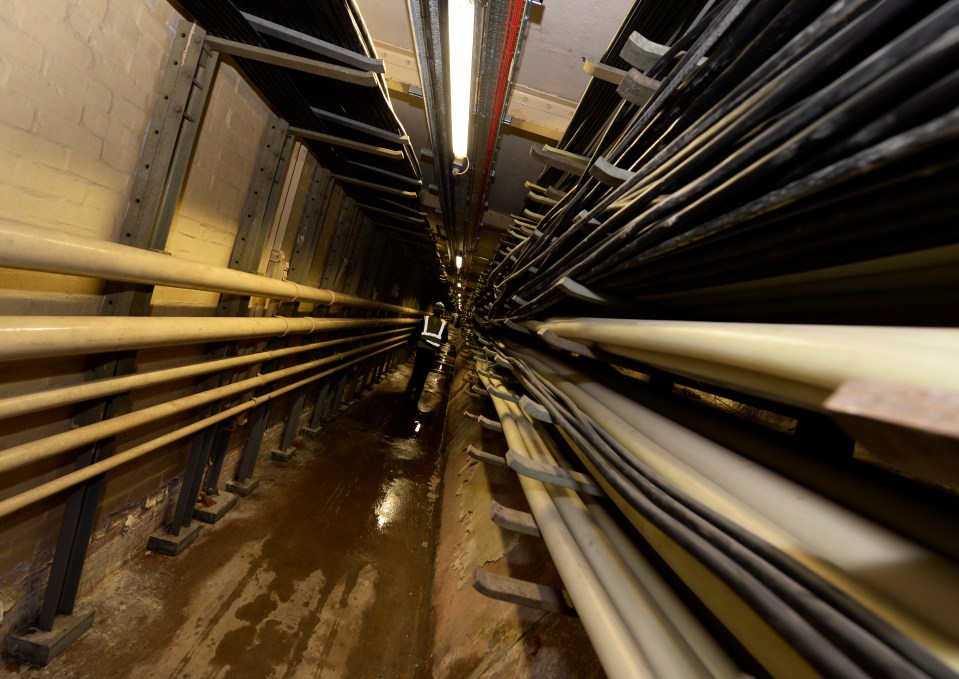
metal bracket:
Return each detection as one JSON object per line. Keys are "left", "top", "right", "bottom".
{"left": 617, "top": 69, "right": 661, "bottom": 107}
{"left": 467, "top": 444, "right": 508, "bottom": 467}
{"left": 506, "top": 450, "right": 603, "bottom": 497}
{"left": 536, "top": 328, "right": 597, "bottom": 359}
{"left": 558, "top": 277, "right": 633, "bottom": 308}
{"left": 465, "top": 411, "right": 505, "bottom": 433}
{"left": 487, "top": 386, "right": 520, "bottom": 403}
{"left": 490, "top": 501, "right": 540, "bottom": 537}
{"left": 504, "top": 320, "right": 530, "bottom": 335}
{"left": 583, "top": 58, "right": 626, "bottom": 85}
{"left": 530, "top": 144, "right": 588, "bottom": 176}
{"left": 519, "top": 396, "right": 551, "bottom": 423}
{"left": 473, "top": 567, "right": 575, "bottom": 616}
{"left": 479, "top": 415, "right": 504, "bottom": 433}
{"left": 589, "top": 157, "right": 636, "bottom": 187}
{"left": 619, "top": 32, "right": 670, "bottom": 72}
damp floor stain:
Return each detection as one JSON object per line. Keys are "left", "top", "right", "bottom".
{"left": 11, "top": 362, "right": 451, "bottom": 679}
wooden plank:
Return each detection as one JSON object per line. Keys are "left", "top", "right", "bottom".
{"left": 205, "top": 35, "right": 376, "bottom": 87}
{"left": 240, "top": 11, "right": 384, "bottom": 73}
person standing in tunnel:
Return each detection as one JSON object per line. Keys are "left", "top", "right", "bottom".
{"left": 405, "top": 302, "right": 448, "bottom": 402}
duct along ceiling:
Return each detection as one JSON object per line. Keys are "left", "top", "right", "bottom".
{"left": 356, "top": 0, "right": 642, "bottom": 306}
{"left": 169, "top": 0, "right": 644, "bottom": 307}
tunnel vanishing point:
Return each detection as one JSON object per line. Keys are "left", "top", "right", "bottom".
{"left": 2, "top": 0, "right": 959, "bottom": 677}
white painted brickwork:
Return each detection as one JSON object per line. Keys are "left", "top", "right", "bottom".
{"left": 0, "top": 0, "right": 179, "bottom": 314}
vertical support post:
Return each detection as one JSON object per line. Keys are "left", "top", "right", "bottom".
{"left": 319, "top": 199, "right": 358, "bottom": 291}
{"left": 31, "top": 22, "right": 210, "bottom": 641}
{"left": 190, "top": 117, "right": 292, "bottom": 502}
{"left": 233, "top": 401, "right": 272, "bottom": 487}
{"left": 305, "top": 379, "right": 331, "bottom": 433}
{"left": 270, "top": 388, "right": 308, "bottom": 462}
{"left": 329, "top": 373, "right": 348, "bottom": 417}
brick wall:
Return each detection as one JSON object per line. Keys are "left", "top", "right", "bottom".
{"left": 0, "top": 0, "right": 180, "bottom": 316}
{"left": 0, "top": 0, "right": 182, "bottom": 635}
{"left": 151, "top": 64, "right": 271, "bottom": 315}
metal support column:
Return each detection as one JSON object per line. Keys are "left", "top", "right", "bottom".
{"left": 20, "top": 23, "right": 210, "bottom": 659}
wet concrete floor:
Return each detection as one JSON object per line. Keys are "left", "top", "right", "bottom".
{"left": 8, "top": 362, "right": 451, "bottom": 679}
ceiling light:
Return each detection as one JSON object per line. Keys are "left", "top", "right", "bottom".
{"left": 455, "top": 255, "right": 463, "bottom": 269}
{"left": 448, "top": 0, "right": 474, "bottom": 167}
{"left": 456, "top": 282, "right": 462, "bottom": 288}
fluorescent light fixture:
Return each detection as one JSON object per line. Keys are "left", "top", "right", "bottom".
{"left": 455, "top": 255, "right": 463, "bottom": 269}
{"left": 448, "top": 0, "right": 474, "bottom": 161}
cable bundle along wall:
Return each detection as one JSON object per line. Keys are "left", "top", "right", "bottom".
{"left": 462, "top": 1, "right": 959, "bottom": 677}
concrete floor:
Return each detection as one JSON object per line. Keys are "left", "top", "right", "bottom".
{"left": 5, "top": 363, "right": 450, "bottom": 679}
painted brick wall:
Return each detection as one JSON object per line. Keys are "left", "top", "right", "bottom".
{"left": 0, "top": 0, "right": 180, "bottom": 315}
{"left": 151, "top": 63, "right": 271, "bottom": 315}
{"left": 0, "top": 0, "right": 183, "bottom": 635}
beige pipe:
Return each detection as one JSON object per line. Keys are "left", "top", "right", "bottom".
{"left": 513, "top": 346, "right": 959, "bottom": 665}
{"left": 487, "top": 374, "right": 735, "bottom": 679}
{"left": 0, "top": 316, "right": 415, "bottom": 361}
{"left": 0, "top": 328, "right": 409, "bottom": 420}
{"left": 478, "top": 370, "right": 655, "bottom": 679}
{"left": 0, "top": 337, "right": 406, "bottom": 475}
{"left": 0, "top": 221, "right": 421, "bottom": 316}
{"left": 528, "top": 318, "right": 959, "bottom": 409}
{"left": 0, "top": 342, "right": 399, "bottom": 521}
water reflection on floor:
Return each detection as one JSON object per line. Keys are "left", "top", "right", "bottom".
{"left": 11, "top": 361, "right": 451, "bottom": 679}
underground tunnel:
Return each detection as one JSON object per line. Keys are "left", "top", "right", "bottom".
{"left": 1, "top": 0, "right": 959, "bottom": 677}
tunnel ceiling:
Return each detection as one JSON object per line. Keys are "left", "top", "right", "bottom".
{"left": 169, "top": 0, "right": 646, "bottom": 298}
{"left": 354, "top": 0, "right": 636, "bottom": 295}
{"left": 170, "top": 0, "right": 442, "bottom": 277}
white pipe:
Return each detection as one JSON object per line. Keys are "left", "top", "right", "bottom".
{"left": 491, "top": 377, "right": 736, "bottom": 679}
{"left": 478, "top": 369, "right": 654, "bottom": 679}
{"left": 514, "top": 346, "right": 959, "bottom": 666}
{"left": 0, "top": 337, "right": 406, "bottom": 475}
{"left": 0, "top": 328, "right": 409, "bottom": 420}
{"left": 529, "top": 318, "right": 959, "bottom": 408}
{"left": 0, "top": 316, "right": 414, "bottom": 361}
{"left": 0, "top": 342, "right": 399, "bottom": 521}
{"left": 0, "top": 221, "right": 421, "bottom": 315}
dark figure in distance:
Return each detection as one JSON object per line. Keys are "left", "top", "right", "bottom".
{"left": 405, "top": 302, "right": 448, "bottom": 402}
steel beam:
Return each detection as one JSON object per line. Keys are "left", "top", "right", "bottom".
{"left": 204, "top": 35, "right": 377, "bottom": 87}
{"left": 289, "top": 127, "right": 404, "bottom": 159}
{"left": 240, "top": 12, "right": 384, "bottom": 73}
